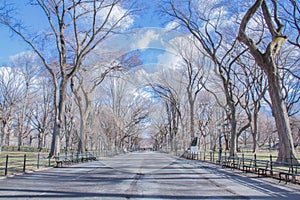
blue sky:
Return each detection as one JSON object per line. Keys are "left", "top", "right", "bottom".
{"left": 0, "top": 0, "right": 166, "bottom": 65}
{"left": 0, "top": 27, "right": 26, "bottom": 64}
{"left": 0, "top": 0, "right": 50, "bottom": 65}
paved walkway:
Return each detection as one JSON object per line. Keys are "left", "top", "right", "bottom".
{"left": 0, "top": 152, "right": 299, "bottom": 199}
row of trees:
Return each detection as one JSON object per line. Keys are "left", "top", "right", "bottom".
{"left": 0, "top": 51, "right": 149, "bottom": 154}
{"left": 0, "top": 0, "right": 147, "bottom": 156}
{"left": 0, "top": 0, "right": 299, "bottom": 163}
{"left": 153, "top": 0, "right": 300, "bottom": 162}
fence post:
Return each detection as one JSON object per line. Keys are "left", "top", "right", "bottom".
{"left": 254, "top": 153, "right": 257, "bottom": 172}
{"left": 48, "top": 156, "right": 51, "bottom": 167}
{"left": 270, "top": 154, "right": 273, "bottom": 176}
{"left": 23, "top": 154, "right": 27, "bottom": 173}
{"left": 37, "top": 153, "right": 40, "bottom": 169}
{"left": 290, "top": 156, "right": 295, "bottom": 183}
{"left": 242, "top": 153, "right": 244, "bottom": 170}
{"left": 5, "top": 155, "right": 9, "bottom": 176}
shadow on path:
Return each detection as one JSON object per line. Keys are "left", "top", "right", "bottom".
{"left": 0, "top": 152, "right": 299, "bottom": 199}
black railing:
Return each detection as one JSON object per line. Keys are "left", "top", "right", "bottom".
{"left": 181, "top": 150, "right": 300, "bottom": 184}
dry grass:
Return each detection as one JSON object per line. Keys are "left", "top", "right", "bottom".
{"left": 0, "top": 151, "right": 54, "bottom": 177}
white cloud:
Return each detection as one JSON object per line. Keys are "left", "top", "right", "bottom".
{"left": 133, "top": 30, "right": 159, "bottom": 49}
{"left": 9, "top": 51, "right": 37, "bottom": 63}
{"left": 156, "top": 35, "right": 193, "bottom": 70}
{"left": 77, "top": 2, "right": 134, "bottom": 32}
{"left": 133, "top": 89, "right": 152, "bottom": 100}
{"left": 165, "top": 21, "right": 180, "bottom": 32}
{"left": 156, "top": 51, "right": 180, "bottom": 69}
{"left": 103, "top": 4, "right": 134, "bottom": 31}
{"left": 0, "top": 66, "right": 12, "bottom": 83}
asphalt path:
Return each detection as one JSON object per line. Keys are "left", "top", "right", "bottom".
{"left": 0, "top": 152, "right": 299, "bottom": 199}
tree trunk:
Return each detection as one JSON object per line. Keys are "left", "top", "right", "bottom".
{"left": 49, "top": 116, "right": 60, "bottom": 157}
{"left": 230, "top": 112, "right": 237, "bottom": 157}
{"left": 266, "top": 69, "right": 297, "bottom": 162}
{"left": 0, "top": 121, "right": 5, "bottom": 154}
{"left": 224, "top": 134, "right": 229, "bottom": 151}
{"left": 77, "top": 111, "right": 87, "bottom": 154}
{"left": 5, "top": 117, "right": 12, "bottom": 146}
{"left": 49, "top": 80, "right": 68, "bottom": 157}
{"left": 226, "top": 92, "right": 237, "bottom": 157}
{"left": 38, "top": 131, "right": 43, "bottom": 151}
{"left": 189, "top": 100, "right": 195, "bottom": 139}
{"left": 252, "top": 115, "right": 258, "bottom": 153}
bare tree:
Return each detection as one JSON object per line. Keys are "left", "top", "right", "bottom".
{"left": 0, "top": 0, "right": 136, "bottom": 157}
{"left": 235, "top": 56, "right": 268, "bottom": 152}
{"left": 71, "top": 62, "right": 122, "bottom": 153}
{"left": 290, "top": 116, "right": 300, "bottom": 148}
{"left": 257, "top": 112, "right": 277, "bottom": 149}
{"left": 148, "top": 80, "right": 182, "bottom": 152}
{"left": 237, "top": 0, "right": 297, "bottom": 163}
{"left": 70, "top": 48, "right": 142, "bottom": 153}
{"left": 0, "top": 67, "right": 26, "bottom": 150}
{"left": 96, "top": 107, "right": 121, "bottom": 152}
{"left": 120, "top": 94, "right": 149, "bottom": 150}
{"left": 9, "top": 52, "right": 41, "bottom": 150}
{"left": 171, "top": 37, "right": 208, "bottom": 140}
{"left": 278, "top": 0, "right": 300, "bottom": 48}
{"left": 30, "top": 78, "right": 54, "bottom": 151}
{"left": 196, "top": 92, "right": 216, "bottom": 151}
{"left": 279, "top": 47, "right": 300, "bottom": 117}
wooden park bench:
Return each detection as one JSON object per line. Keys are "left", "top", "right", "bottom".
{"left": 53, "top": 152, "right": 98, "bottom": 168}
{"left": 87, "top": 153, "right": 97, "bottom": 161}
{"left": 241, "top": 158, "right": 253, "bottom": 173}
{"left": 253, "top": 160, "right": 270, "bottom": 177}
{"left": 270, "top": 161, "right": 300, "bottom": 184}
{"left": 221, "top": 156, "right": 239, "bottom": 169}
{"left": 240, "top": 158, "right": 270, "bottom": 177}
{"left": 221, "top": 156, "right": 232, "bottom": 168}
{"left": 72, "top": 153, "right": 97, "bottom": 163}
{"left": 54, "top": 155, "right": 72, "bottom": 167}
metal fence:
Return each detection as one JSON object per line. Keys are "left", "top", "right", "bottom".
{"left": 0, "top": 153, "right": 52, "bottom": 177}
{"left": 0, "top": 151, "right": 103, "bottom": 177}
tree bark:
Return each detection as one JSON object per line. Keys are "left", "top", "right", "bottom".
{"left": 229, "top": 103, "right": 237, "bottom": 156}
{"left": 188, "top": 95, "right": 195, "bottom": 139}
{"left": 266, "top": 68, "right": 297, "bottom": 162}
{"left": 252, "top": 110, "right": 259, "bottom": 153}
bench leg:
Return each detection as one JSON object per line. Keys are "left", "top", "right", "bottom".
{"left": 56, "top": 161, "right": 62, "bottom": 168}
{"left": 279, "top": 173, "right": 289, "bottom": 184}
